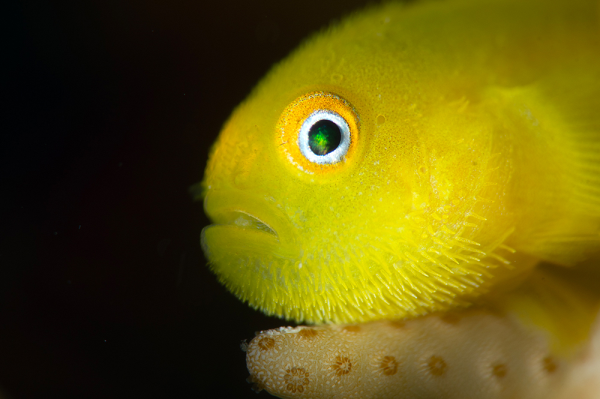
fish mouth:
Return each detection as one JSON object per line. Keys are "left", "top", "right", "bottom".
{"left": 201, "top": 190, "right": 299, "bottom": 261}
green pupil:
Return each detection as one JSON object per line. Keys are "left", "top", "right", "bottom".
{"left": 308, "top": 120, "right": 342, "bottom": 155}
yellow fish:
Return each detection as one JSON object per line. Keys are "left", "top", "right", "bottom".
{"left": 198, "top": 0, "right": 600, "bottom": 397}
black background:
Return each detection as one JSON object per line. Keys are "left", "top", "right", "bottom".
{"left": 1, "top": 0, "right": 381, "bottom": 398}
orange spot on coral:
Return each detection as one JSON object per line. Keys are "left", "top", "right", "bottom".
{"left": 284, "top": 367, "right": 310, "bottom": 393}
{"left": 298, "top": 328, "right": 319, "bottom": 339}
{"left": 427, "top": 355, "right": 447, "bottom": 376}
{"left": 258, "top": 337, "right": 275, "bottom": 351}
{"left": 440, "top": 313, "right": 461, "bottom": 325}
{"left": 332, "top": 355, "right": 353, "bottom": 376}
{"left": 388, "top": 320, "right": 405, "bottom": 329}
{"left": 543, "top": 357, "right": 557, "bottom": 373}
{"left": 380, "top": 356, "right": 398, "bottom": 376}
{"left": 342, "top": 325, "right": 361, "bottom": 333}
{"left": 492, "top": 364, "right": 507, "bottom": 378}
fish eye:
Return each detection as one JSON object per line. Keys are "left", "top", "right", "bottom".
{"left": 277, "top": 92, "right": 359, "bottom": 174}
{"left": 299, "top": 110, "right": 351, "bottom": 164}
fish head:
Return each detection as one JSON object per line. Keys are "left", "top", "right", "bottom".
{"left": 200, "top": 11, "right": 532, "bottom": 323}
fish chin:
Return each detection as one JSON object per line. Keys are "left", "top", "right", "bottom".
{"left": 201, "top": 189, "right": 305, "bottom": 312}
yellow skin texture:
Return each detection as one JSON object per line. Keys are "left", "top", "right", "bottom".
{"left": 200, "top": 0, "right": 600, "bottom": 396}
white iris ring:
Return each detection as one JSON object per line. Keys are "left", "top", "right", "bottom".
{"left": 298, "top": 110, "right": 351, "bottom": 164}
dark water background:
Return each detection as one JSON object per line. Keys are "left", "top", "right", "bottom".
{"left": 1, "top": 0, "right": 382, "bottom": 398}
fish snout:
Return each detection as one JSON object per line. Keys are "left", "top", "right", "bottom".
{"left": 201, "top": 189, "right": 299, "bottom": 261}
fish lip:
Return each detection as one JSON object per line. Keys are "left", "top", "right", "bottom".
{"left": 228, "top": 210, "right": 278, "bottom": 237}
{"left": 202, "top": 189, "right": 298, "bottom": 247}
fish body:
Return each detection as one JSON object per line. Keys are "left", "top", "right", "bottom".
{"left": 200, "top": 0, "right": 600, "bottom": 325}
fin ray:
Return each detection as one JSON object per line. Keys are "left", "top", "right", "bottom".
{"left": 511, "top": 65, "right": 600, "bottom": 265}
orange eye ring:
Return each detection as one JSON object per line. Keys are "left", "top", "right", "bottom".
{"left": 277, "top": 92, "right": 360, "bottom": 175}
